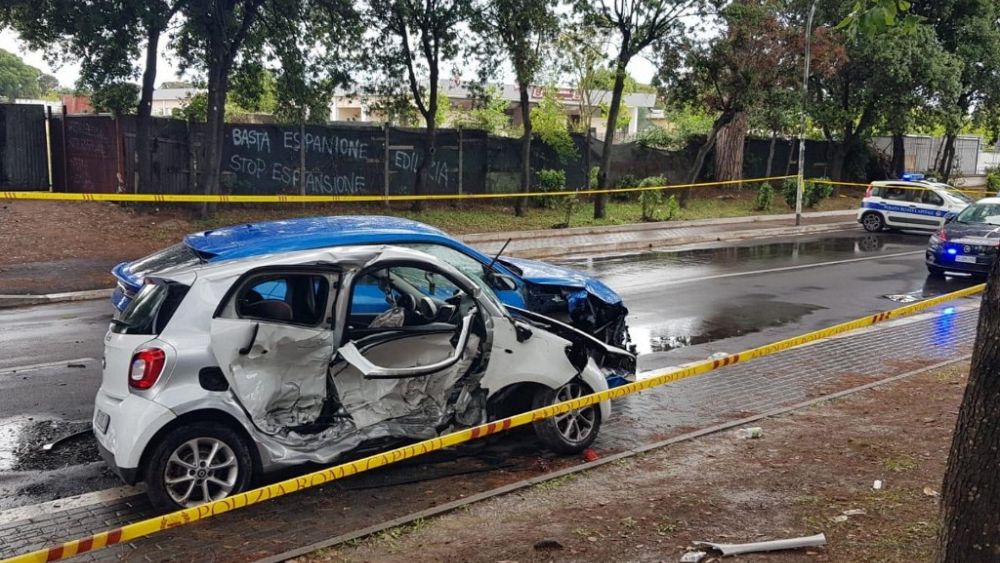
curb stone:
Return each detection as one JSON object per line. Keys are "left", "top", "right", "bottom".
{"left": 0, "top": 289, "right": 113, "bottom": 309}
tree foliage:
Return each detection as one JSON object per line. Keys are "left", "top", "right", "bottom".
{"left": 90, "top": 81, "right": 140, "bottom": 115}
{"left": 531, "top": 87, "right": 577, "bottom": 161}
{"left": 0, "top": 48, "right": 41, "bottom": 100}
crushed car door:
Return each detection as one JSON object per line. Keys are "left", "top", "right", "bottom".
{"left": 210, "top": 270, "right": 337, "bottom": 434}
{"left": 330, "top": 263, "right": 488, "bottom": 433}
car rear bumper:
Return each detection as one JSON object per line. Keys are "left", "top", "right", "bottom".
{"left": 93, "top": 387, "right": 176, "bottom": 484}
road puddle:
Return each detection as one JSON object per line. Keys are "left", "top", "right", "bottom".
{"left": 630, "top": 301, "right": 825, "bottom": 354}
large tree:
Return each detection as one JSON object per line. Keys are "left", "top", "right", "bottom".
{"left": 576, "top": 0, "right": 701, "bottom": 219}
{"left": 3, "top": 0, "right": 185, "bottom": 193}
{"left": 472, "top": 0, "right": 559, "bottom": 217}
{"left": 660, "top": 0, "right": 816, "bottom": 192}
{"left": 361, "top": 0, "right": 472, "bottom": 211}
{"left": 0, "top": 48, "right": 41, "bottom": 100}
{"left": 174, "top": 0, "right": 268, "bottom": 213}
{"left": 938, "top": 265, "right": 1000, "bottom": 561}
{"left": 911, "top": 0, "right": 1000, "bottom": 180}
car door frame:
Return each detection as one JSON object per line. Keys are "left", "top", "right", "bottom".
{"left": 880, "top": 183, "right": 940, "bottom": 230}
{"left": 209, "top": 265, "right": 342, "bottom": 432}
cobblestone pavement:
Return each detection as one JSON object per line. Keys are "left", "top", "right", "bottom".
{"left": 0, "top": 298, "right": 978, "bottom": 562}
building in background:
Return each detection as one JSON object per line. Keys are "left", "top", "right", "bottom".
{"left": 151, "top": 87, "right": 202, "bottom": 116}
{"left": 330, "top": 81, "right": 657, "bottom": 142}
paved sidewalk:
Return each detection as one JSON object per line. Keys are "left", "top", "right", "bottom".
{"left": 0, "top": 293, "right": 977, "bottom": 562}
{"left": 465, "top": 210, "right": 856, "bottom": 259}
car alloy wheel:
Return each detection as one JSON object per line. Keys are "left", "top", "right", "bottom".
{"left": 164, "top": 437, "right": 240, "bottom": 507}
{"left": 862, "top": 212, "right": 884, "bottom": 232}
{"left": 531, "top": 379, "right": 602, "bottom": 454}
{"left": 552, "top": 382, "right": 597, "bottom": 443}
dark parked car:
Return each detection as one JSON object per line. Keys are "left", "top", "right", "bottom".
{"left": 926, "top": 198, "right": 1000, "bottom": 276}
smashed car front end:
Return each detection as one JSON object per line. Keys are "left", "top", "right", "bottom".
{"left": 504, "top": 305, "right": 636, "bottom": 388}
{"left": 497, "top": 257, "right": 631, "bottom": 349}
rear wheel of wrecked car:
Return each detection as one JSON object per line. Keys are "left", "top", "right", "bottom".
{"left": 531, "top": 380, "right": 601, "bottom": 454}
{"left": 144, "top": 422, "right": 253, "bottom": 512}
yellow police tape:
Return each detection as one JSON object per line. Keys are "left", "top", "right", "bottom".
{"left": 811, "top": 178, "right": 988, "bottom": 198}
{"left": 0, "top": 176, "right": 795, "bottom": 204}
{"left": 1, "top": 282, "right": 986, "bottom": 563}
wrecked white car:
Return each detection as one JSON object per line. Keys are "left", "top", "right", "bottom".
{"left": 94, "top": 245, "right": 634, "bottom": 511}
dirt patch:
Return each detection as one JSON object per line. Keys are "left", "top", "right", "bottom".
{"left": 299, "top": 365, "right": 966, "bottom": 563}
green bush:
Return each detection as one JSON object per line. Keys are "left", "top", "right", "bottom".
{"left": 639, "top": 189, "right": 662, "bottom": 221}
{"left": 754, "top": 182, "right": 774, "bottom": 211}
{"left": 986, "top": 166, "right": 1000, "bottom": 194}
{"left": 534, "top": 169, "right": 566, "bottom": 208}
{"left": 665, "top": 194, "right": 680, "bottom": 220}
{"left": 637, "top": 176, "right": 668, "bottom": 220}
{"left": 589, "top": 166, "right": 599, "bottom": 189}
{"left": 613, "top": 174, "right": 640, "bottom": 201}
{"left": 781, "top": 177, "right": 833, "bottom": 209}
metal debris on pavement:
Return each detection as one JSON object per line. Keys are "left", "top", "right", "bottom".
{"left": 694, "top": 533, "right": 827, "bottom": 555}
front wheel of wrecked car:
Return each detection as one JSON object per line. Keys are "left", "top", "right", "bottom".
{"left": 531, "top": 380, "right": 601, "bottom": 454}
{"left": 144, "top": 422, "right": 253, "bottom": 512}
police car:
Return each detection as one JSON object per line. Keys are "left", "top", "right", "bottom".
{"left": 857, "top": 174, "right": 973, "bottom": 233}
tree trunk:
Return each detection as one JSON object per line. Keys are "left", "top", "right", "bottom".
{"left": 200, "top": 59, "right": 228, "bottom": 219}
{"left": 891, "top": 132, "right": 906, "bottom": 178}
{"left": 765, "top": 131, "right": 777, "bottom": 178}
{"left": 939, "top": 132, "right": 957, "bottom": 182}
{"left": 683, "top": 110, "right": 734, "bottom": 206}
{"left": 516, "top": 82, "right": 531, "bottom": 218}
{"left": 937, "top": 261, "right": 1000, "bottom": 562}
{"left": 134, "top": 25, "right": 161, "bottom": 194}
{"left": 595, "top": 53, "right": 629, "bottom": 220}
{"left": 413, "top": 117, "right": 436, "bottom": 213}
{"left": 714, "top": 110, "right": 747, "bottom": 185}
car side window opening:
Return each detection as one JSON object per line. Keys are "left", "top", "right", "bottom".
{"left": 346, "top": 264, "right": 475, "bottom": 339}
{"left": 883, "top": 185, "right": 916, "bottom": 202}
{"left": 398, "top": 243, "right": 503, "bottom": 301}
{"left": 921, "top": 190, "right": 944, "bottom": 206}
{"left": 235, "top": 273, "right": 330, "bottom": 325}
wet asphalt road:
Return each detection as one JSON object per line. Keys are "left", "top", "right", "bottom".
{"left": 0, "top": 227, "right": 981, "bottom": 511}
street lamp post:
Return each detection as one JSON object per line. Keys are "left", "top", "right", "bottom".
{"left": 796, "top": 0, "right": 817, "bottom": 226}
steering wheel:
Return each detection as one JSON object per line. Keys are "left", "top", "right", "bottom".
{"left": 395, "top": 293, "right": 438, "bottom": 324}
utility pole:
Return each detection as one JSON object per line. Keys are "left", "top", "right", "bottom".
{"left": 796, "top": 0, "right": 817, "bottom": 226}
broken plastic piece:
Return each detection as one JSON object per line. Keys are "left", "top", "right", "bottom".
{"left": 680, "top": 551, "right": 707, "bottom": 562}
{"left": 873, "top": 479, "right": 883, "bottom": 490}
{"left": 735, "top": 426, "right": 763, "bottom": 439}
{"left": 42, "top": 429, "right": 92, "bottom": 452}
{"left": 582, "top": 448, "right": 600, "bottom": 462}
{"left": 694, "top": 533, "right": 827, "bottom": 555}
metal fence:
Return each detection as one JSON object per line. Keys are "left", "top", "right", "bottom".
{"left": 870, "top": 135, "right": 981, "bottom": 177}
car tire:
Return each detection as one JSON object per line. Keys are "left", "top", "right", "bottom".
{"left": 861, "top": 212, "right": 885, "bottom": 232}
{"left": 531, "top": 380, "right": 601, "bottom": 454}
{"left": 927, "top": 265, "right": 947, "bottom": 278}
{"left": 143, "top": 422, "right": 253, "bottom": 513}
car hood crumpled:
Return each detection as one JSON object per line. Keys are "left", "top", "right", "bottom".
{"left": 498, "top": 257, "right": 622, "bottom": 305}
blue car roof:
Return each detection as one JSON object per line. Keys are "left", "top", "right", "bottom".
{"left": 183, "top": 215, "right": 482, "bottom": 262}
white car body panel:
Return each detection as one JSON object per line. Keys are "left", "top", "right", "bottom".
{"left": 95, "top": 245, "right": 625, "bottom": 481}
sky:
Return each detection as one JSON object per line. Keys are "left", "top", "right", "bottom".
{"left": 0, "top": 28, "right": 659, "bottom": 92}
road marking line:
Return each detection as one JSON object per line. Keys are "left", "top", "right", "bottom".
{"left": 0, "top": 358, "right": 97, "bottom": 377}
{"left": 0, "top": 485, "right": 143, "bottom": 527}
{"left": 616, "top": 250, "right": 925, "bottom": 293}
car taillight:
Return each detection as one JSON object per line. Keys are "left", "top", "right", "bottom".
{"left": 129, "top": 348, "right": 165, "bottom": 390}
